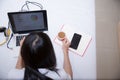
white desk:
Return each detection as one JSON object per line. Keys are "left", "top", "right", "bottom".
{"left": 0, "top": 0, "right": 96, "bottom": 79}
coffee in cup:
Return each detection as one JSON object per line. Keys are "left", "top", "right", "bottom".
{"left": 58, "top": 31, "right": 65, "bottom": 41}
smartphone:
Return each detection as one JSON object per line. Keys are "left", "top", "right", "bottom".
{"left": 70, "top": 33, "right": 82, "bottom": 49}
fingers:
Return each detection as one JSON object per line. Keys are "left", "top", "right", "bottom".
{"left": 62, "top": 38, "right": 70, "bottom": 46}
{"left": 20, "top": 37, "right": 25, "bottom": 46}
{"left": 62, "top": 38, "right": 70, "bottom": 50}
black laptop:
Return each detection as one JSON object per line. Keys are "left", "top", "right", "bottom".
{"left": 7, "top": 10, "right": 48, "bottom": 46}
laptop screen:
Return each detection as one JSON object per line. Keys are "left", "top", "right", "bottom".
{"left": 8, "top": 10, "right": 48, "bottom": 34}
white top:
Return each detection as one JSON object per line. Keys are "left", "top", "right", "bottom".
{"left": 8, "top": 68, "right": 71, "bottom": 80}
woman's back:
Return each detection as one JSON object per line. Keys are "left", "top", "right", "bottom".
{"left": 8, "top": 31, "right": 72, "bottom": 80}
{"left": 21, "top": 32, "right": 58, "bottom": 79}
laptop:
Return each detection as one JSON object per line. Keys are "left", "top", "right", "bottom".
{"left": 7, "top": 10, "right": 48, "bottom": 46}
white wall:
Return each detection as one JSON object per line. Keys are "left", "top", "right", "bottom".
{"left": 0, "top": 0, "right": 96, "bottom": 79}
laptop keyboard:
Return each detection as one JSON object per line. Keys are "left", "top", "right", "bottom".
{"left": 16, "top": 35, "right": 26, "bottom": 46}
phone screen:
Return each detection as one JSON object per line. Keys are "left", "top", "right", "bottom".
{"left": 70, "top": 33, "right": 81, "bottom": 49}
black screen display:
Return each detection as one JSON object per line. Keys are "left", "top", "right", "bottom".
{"left": 8, "top": 10, "right": 48, "bottom": 34}
{"left": 70, "top": 33, "right": 82, "bottom": 49}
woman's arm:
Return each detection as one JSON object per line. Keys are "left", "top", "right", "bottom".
{"left": 62, "top": 38, "right": 73, "bottom": 78}
{"left": 16, "top": 37, "right": 25, "bottom": 69}
{"left": 15, "top": 54, "right": 24, "bottom": 69}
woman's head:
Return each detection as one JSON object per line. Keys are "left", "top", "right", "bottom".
{"left": 21, "top": 32, "right": 56, "bottom": 70}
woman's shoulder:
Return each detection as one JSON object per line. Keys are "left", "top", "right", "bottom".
{"left": 57, "top": 68, "right": 71, "bottom": 79}
{"left": 39, "top": 67, "right": 71, "bottom": 79}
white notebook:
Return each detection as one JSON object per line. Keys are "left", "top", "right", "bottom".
{"left": 54, "top": 24, "right": 92, "bottom": 57}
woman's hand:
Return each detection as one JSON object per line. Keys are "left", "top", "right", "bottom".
{"left": 62, "top": 38, "right": 70, "bottom": 54}
{"left": 20, "top": 37, "right": 25, "bottom": 47}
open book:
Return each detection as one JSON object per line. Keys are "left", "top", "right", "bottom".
{"left": 54, "top": 24, "right": 92, "bottom": 57}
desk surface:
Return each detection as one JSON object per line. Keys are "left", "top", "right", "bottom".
{"left": 0, "top": 0, "right": 96, "bottom": 79}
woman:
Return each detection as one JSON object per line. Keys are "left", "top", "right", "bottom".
{"left": 8, "top": 32, "right": 72, "bottom": 80}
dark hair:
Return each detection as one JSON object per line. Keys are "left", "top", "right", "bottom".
{"left": 21, "top": 32, "right": 57, "bottom": 80}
